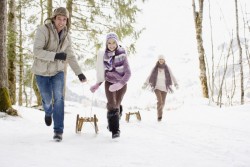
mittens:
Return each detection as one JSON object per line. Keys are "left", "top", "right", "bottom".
{"left": 142, "top": 82, "right": 148, "bottom": 89}
{"left": 90, "top": 83, "right": 100, "bottom": 93}
{"left": 109, "top": 83, "right": 124, "bottom": 92}
{"left": 175, "top": 83, "right": 179, "bottom": 90}
{"left": 55, "top": 52, "right": 67, "bottom": 61}
{"left": 78, "top": 73, "right": 86, "bottom": 82}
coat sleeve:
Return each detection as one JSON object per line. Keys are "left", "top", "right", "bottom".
{"left": 96, "top": 51, "right": 105, "bottom": 83}
{"left": 168, "top": 66, "right": 178, "bottom": 85}
{"left": 65, "top": 34, "right": 83, "bottom": 76}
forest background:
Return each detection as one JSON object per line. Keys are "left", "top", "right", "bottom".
{"left": 0, "top": 0, "right": 250, "bottom": 115}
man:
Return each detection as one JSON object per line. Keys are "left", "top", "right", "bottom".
{"left": 32, "top": 7, "right": 86, "bottom": 141}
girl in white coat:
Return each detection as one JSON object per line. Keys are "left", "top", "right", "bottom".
{"left": 143, "top": 55, "right": 178, "bottom": 121}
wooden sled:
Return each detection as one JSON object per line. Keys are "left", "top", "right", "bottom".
{"left": 125, "top": 111, "right": 141, "bottom": 122}
{"left": 75, "top": 114, "right": 99, "bottom": 134}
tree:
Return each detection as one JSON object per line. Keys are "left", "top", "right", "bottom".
{"left": 192, "top": 0, "right": 209, "bottom": 98}
{"left": 17, "top": 0, "right": 23, "bottom": 106}
{"left": 234, "top": 0, "right": 244, "bottom": 104}
{"left": 39, "top": 0, "right": 44, "bottom": 25}
{"left": 7, "top": 0, "right": 17, "bottom": 104}
{"left": 207, "top": 0, "right": 215, "bottom": 102}
{"left": 65, "top": 0, "right": 145, "bottom": 59}
{"left": 16, "top": 0, "right": 145, "bottom": 107}
{"left": 47, "top": 0, "right": 52, "bottom": 19}
{"left": 0, "top": 0, "right": 18, "bottom": 116}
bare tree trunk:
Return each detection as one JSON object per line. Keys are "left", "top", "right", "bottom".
{"left": 192, "top": 0, "right": 209, "bottom": 98}
{"left": 208, "top": 0, "right": 215, "bottom": 102}
{"left": 230, "top": 42, "right": 236, "bottom": 105}
{"left": 23, "top": 81, "right": 28, "bottom": 107}
{"left": 66, "top": 0, "right": 72, "bottom": 30}
{"left": 0, "top": 0, "right": 18, "bottom": 115}
{"left": 18, "top": 0, "right": 23, "bottom": 106}
{"left": 7, "top": 0, "right": 17, "bottom": 105}
{"left": 47, "top": 0, "right": 52, "bottom": 18}
{"left": 217, "top": 39, "right": 233, "bottom": 107}
{"left": 235, "top": 0, "right": 244, "bottom": 104}
{"left": 32, "top": 75, "right": 42, "bottom": 106}
{"left": 29, "top": 72, "right": 33, "bottom": 106}
{"left": 40, "top": 0, "right": 44, "bottom": 25}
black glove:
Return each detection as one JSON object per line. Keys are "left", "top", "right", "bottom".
{"left": 55, "top": 52, "right": 67, "bottom": 61}
{"left": 78, "top": 73, "right": 86, "bottom": 82}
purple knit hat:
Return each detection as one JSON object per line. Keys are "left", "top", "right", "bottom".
{"left": 106, "top": 32, "right": 119, "bottom": 44}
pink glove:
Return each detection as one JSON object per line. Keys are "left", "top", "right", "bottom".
{"left": 109, "top": 83, "right": 124, "bottom": 92}
{"left": 90, "top": 83, "right": 100, "bottom": 93}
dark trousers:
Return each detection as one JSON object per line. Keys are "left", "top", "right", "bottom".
{"left": 154, "top": 89, "right": 167, "bottom": 118}
{"left": 105, "top": 81, "right": 127, "bottom": 111}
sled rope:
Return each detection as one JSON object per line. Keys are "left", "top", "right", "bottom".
{"left": 83, "top": 82, "right": 94, "bottom": 118}
{"left": 90, "top": 93, "right": 94, "bottom": 116}
{"left": 75, "top": 82, "right": 99, "bottom": 134}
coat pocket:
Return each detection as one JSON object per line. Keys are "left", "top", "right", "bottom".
{"left": 32, "top": 59, "right": 48, "bottom": 74}
{"left": 57, "top": 60, "right": 64, "bottom": 71}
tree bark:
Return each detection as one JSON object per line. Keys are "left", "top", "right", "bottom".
{"left": 7, "top": 0, "right": 17, "bottom": 104}
{"left": 208, "top": 0, "right": 214, "bottom": 102}
{"left": 18, "top": 0, "right": 23, "bottom": 106}
{"left": 32, "top": 75, "right": 42, "bottom": 106}
{"left": 47, "top": 0, "right": 52, "bottom": 18}
{"left": 0, "top": 0, "right": 18, "bottom": 115}
{"left": 39, "top": 0, "right": 44, "bottom": 25}
{"left": 192, "top": 0, "right": 209, "bottom": 98}
{"left": 235, "top": 0, "right": 244, "bottom": 104}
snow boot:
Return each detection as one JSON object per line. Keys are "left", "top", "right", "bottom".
{"left": 53, "top": 132, "right": 63, "bottom": 142}
{"left": 107, "top": 108, "right": 120, "bottom": 139}
{"left": 112, "top": 130, "right": 120, "bottom": 139}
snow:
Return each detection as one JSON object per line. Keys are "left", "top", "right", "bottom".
{"left": 1, "top": 102, "right": 250, "bottom": 167}
{"left": 1, "top": 0, "right": 250, "bottom": 166}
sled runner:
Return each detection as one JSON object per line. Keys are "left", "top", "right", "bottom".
{"left": 75, "top": 114, "right": 99, "bottom": 134}
{"left": 125, "top": 111, "right": 141, "bottom": 122}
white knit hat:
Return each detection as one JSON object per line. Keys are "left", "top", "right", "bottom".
{"left": 158, "top": 54, "right": 165, "bottom": 60}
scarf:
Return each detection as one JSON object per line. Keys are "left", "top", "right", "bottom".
{"left": 149, "top": 62, "right": 173, "bottom": 93}
{"left": 103, "top": 46, "right": 125, "bottom": 71}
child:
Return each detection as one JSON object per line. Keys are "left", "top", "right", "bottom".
{"left": 143, "top": 55, "right": 178, "bottom": 121}
{"left": 90, "top": 32, "right": 131, "bottom": 138}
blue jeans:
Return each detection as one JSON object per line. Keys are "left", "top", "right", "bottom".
{"left": 36, "top": 72, "right": 64, "bottom": 134}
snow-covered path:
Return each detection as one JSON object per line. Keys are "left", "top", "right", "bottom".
{"left": 1, "top": 103, "right": 250, "bottom": 167}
